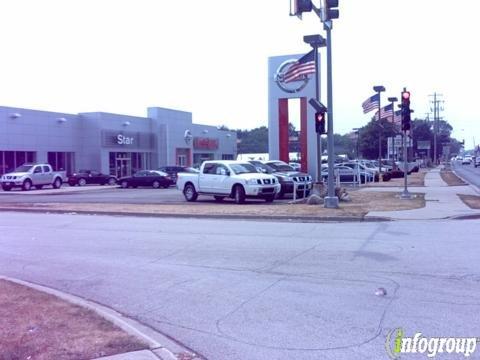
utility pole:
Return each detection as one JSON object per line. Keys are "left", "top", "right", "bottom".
{"left": 429, "top": 92, "right": 444, "bottom": 165}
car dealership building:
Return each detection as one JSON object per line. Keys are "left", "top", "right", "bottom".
{"left": 0, "top": 105, "right": 237, "bottom": 178}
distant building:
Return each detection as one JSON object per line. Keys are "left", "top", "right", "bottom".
{"left": 0, "top": 106, "right": 237, "bottom": 177}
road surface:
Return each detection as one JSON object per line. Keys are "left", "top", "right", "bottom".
{"left": 1, "top": 213, "right": 479, "bottom": 359}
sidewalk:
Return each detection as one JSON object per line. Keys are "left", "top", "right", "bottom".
{"left": 364, "top": 167, "right": 480, "bottom": 220}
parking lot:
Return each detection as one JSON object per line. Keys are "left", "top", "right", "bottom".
{"left": 0, "top": 185, "right": 299, "bottom": 205}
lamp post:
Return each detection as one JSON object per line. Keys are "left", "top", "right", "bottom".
{"left": 373, "top": 86, "right": 385, "bottom": 175}
{"left": 388, "top": 96, "right": 398, "bottom": 169}
{"left": 352, "top": 128, "right": 360, "bottom": 159}
{"left": 304, "top": 34, "right": 326, "bottom": 183}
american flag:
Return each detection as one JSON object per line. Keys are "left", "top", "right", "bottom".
{"left": 283, "top": 50, "right": 316, "bottom": 83}
{"left": 392, "top": 110, "right": 402, "bottom": 125}
{"left": 374, "top": 104, "right": 394, "bottom": 120}
{"left": 362, "top": 93, "right": 380, "bottom": 114}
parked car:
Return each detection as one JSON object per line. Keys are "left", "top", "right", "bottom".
{"left": 1, "top": 163, "right": 66, "bottom": 191}
{"left": 68, "top": 170, "right": 117, "bottom": 186}
{"left": 119, "top": 170, "right": 173, "bottom": 189}
{"left": 331, "top": 164, "right": 375, "bottom": 184}
{"left": 474, "top": 156, "right": 480, "bottom": 168}
{"left": 289, "top": 162, "right": 301, "bottom": 171}
{"left": 252, "top": 160, "right": 312, "bottom": 198}
{"left": 158, "top": 166, "right": 198, "bottom": 183}
{"left": 176, "top": 160, "right": 281, "bottom": 204}
{"left": 462, "top": 156, "right": 472, "bottom": 165}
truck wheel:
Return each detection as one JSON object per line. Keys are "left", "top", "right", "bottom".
{"left": 214, "top": 196, "right": 225, "bottom": 202}
{"left": 53, "top": 178, "right": 62, "bottom": 189}
{"left": 78, "top": 178, "right": 87, "bottom": 186}
{"left": 107, "top": 177, "right": 116, "bottom": 185}
{"left": 233, "top": 185, "right": 245, "bottom": 204}
{"left": 152, "top": 180, "right": 161, "bottom": 189}
{"left": 2, "top": 185, "right": 12, "bottom": 191}
{"left": 22, "top": 180, "right": 32, "bottom": 191}
{"left": 264, "top": 195, "right": 275, "bottom": 203}
{"left": 35, "top": 185, "right": 43, "bottom": 190}
{"left": 184, "top": 183, "right": 198, "bottom": 202}
{"left": 121, "top": 180, "right": 129, "bottom": 188}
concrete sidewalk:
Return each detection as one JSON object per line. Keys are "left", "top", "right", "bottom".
{"left": 363, "top": 167, "right": 480, "bottom": 220}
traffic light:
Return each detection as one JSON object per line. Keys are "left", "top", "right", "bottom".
{"left": 321, "top": 0, "right": 339, "bottom": 22}
{"left": 315, "top": 111, "right": 326, "bottom": 134}
{"left": 401, "top": 90, "right": 411, "bottom": 131}
{"left": 290, "top": 0, "right": 313, "bottom": 17}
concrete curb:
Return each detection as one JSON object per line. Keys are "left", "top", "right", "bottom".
{"left": 0, "top": 206, "right": 391, "bottom": 223}
{"left": 0, "top": 275, "right": 199, "bottom": 360}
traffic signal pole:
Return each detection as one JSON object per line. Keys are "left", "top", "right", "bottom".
{"left": 324, "top": 21, "right": 339, "bottom": 208}
{"left": 401, "top": 87, "right": 412, "bottom": 199}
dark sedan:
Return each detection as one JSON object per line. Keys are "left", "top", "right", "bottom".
{"left": 118, "top": 170, "right": 173, "bottom": 189}
{"left": 158, "top": 166, "right": 199, "bottom": 183}
{"left": 68, "top": 170, "right": 117, "bottom": 186}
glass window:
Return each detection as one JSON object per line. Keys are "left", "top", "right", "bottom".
{"left": 202, "top": 163, "right": 216, "bottom": 174}
{"left": 4, "top": 152, "right": 14, "bottom": 173}
{"left": 230, "top": 163, "right": 258, "bottom": 175}
{"left": 16, "top": 152, "right": 26, "bottom": 166}
{"left": 42, "top": 166, "right": 50, "bottom": 172}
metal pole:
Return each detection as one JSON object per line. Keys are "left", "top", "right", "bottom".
{"left": 391, "top": 100, "right": 396, "bottom": 169}
{"left": 324, "top": 21, "right": 338, "bottom": 208}
{"left": 378, "top": 97, "right": 382, "bottom": 174}
{"left": 433, "top": 94, "right": 436, "bottom": 164}
{"left": 401, "top": 129, "right": 411, "bottom": 199}
{"left": 314, "top": 46, "right": 322, "bottom": 182}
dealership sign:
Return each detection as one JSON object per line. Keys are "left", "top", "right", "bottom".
{"left": 102, "top": 130, "right": 155, "bottom": 149}
{"left": 274, "top": 59, "right": 311, "bottom": 94}
{"left": 193, "top": 137, "right": 218, "bottom": 150}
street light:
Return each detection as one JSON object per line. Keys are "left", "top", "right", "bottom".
{"left": 352, "top": 128, "right": 360, "bottom": 159}
{"left": 388, "top": 96, "right": 398, "bottom": 168}
{"left": 373, "top": 86, "right": 385, "bottom": 174}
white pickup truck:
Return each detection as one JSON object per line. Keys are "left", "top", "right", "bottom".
{"left": 1, "top": 163, "right": 67, "bottom": 191}
{"left": 176, "top": 160, "right": 281, "bottom": 204}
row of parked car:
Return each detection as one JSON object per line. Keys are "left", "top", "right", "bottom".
{"left": 0, "top": 164, "right": 199, "bottom": 191}
{"left": 176, "top": 160, "right": 313, "bottom": 204}
{"left": 67, "top": 166, "right": 200, "bottom": 189}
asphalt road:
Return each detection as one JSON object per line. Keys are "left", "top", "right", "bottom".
{"left": 452, "top": 161, "right": 480, "bottom": 189}
{"left": 1, "top": 212, "right": 479, "bottom": 360}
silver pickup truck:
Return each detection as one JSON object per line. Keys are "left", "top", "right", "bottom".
{"left": 1, "top": 163, "right": 67, "bottom": 191}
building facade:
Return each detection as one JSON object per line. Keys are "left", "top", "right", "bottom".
{"left": 0, "top": 106, "right": 237, "bottom": 177}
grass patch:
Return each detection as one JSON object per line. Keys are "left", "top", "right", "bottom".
{"left": 0, "top": 191, "right": 425, "bottom": 219}
{"left": 440, "top": 170, "right": 467, "bottom": 186}
{"left": 0, "top": 279, "right": 147, "bottom": 360}
{"left": 458, "top": 194, "right": 480, "bottom": 209}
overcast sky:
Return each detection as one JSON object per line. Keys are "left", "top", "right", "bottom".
{"left": 0, "top": 0, "right": 478, "bottom": 149}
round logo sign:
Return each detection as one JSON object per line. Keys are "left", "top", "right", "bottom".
{"left": 184, "top": 129, "right": 193, "bottom": 145}
{"left": 274, "top": 59, "right": 311, "bottom": 94}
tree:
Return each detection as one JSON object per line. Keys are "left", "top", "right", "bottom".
{"left": 357, "top": 118, "right": 398, "bottom": 159}
{"left": 235, "top": 126, "right": 269, "bottom": 153}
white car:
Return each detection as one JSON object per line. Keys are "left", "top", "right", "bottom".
{"left": 1, "top": 163, "right": 67, "bottom": 191}
{"left": 462, "top": 156, "right": 472, "bottom": 165}
{"left": 176, "top": 160, "right": 281, "bottom": 204}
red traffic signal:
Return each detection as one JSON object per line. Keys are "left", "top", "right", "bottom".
{"left": 315, "top": 111, "right": 326, "bottom": 134}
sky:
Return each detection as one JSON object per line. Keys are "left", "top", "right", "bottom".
{"left": 0, "top": 0, "right": 479, "bottom": 149}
